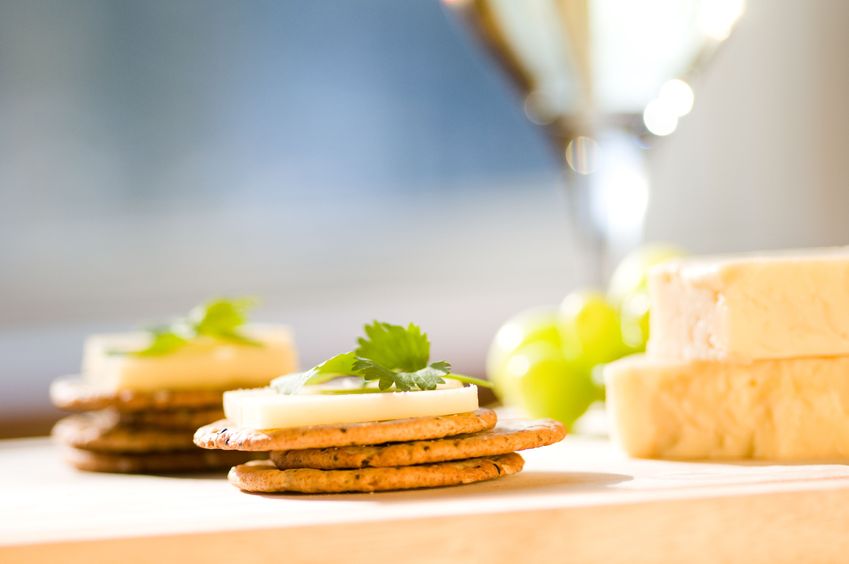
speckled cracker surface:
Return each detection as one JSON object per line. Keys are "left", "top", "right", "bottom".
{"left": 116, "top": 407, "right": 225, "bottom": 431}
{"left": 53, "top": 412, "right": 197, "bottom": 453}
{"left": 229, "top": 452, "right": 524, "bottom": 493}
{"left": 194, "top": 408, "right": 497, "bottom": 452}
{"left": 50, "top": 377, "right": 224, "bottom": 412}
{"left": 271, "top": 418, "right": 565, "bottom": 469}
{"left": 63, "top": 447, "right": 262, "bottom": 474}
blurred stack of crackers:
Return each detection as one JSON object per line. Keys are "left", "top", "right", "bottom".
{"left": 46, "top": 300, "right": 297, "bottom": 474}
{"left": 194, "top": 408, "right": 565, "bottom": 493}
{"left": 50, "top": 378, "right": 260, "bottom": 473}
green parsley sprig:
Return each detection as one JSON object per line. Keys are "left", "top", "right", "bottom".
{"left": 118, "top": 297, "right": 262, "bottom": 357}
{"left": 273, "top": 321, "right": 492, "bottom": 394}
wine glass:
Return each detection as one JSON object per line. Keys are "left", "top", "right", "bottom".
{"left": 443, "top": 0, "right": 744, "bottom": 283}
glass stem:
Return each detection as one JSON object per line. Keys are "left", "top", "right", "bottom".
{"left": 563, "top": 128, "right": 650, "bottom": 285}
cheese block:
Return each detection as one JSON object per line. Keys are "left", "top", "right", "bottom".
{"left": 223, "top": 381, "right": 479, "bottom": 429}
{"left": 647, "top": 247, "right": 849, "bottom": 360}
{"left": 82, "top": 324, "right": 297, "bottom": 391}
{"left": 606, "top": 354, "right": 849, "bottom": 461}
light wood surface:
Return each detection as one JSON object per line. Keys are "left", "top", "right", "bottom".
{"left": 3, "top": 436, "right": 849, "bottom": 563}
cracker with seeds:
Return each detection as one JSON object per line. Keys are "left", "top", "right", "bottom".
{"left": 53, "top": 412, "right": 197, "bottom": 453}
{"left": 194, "top": 408, "right": 497, "bottom": 452}
{"left": 116, "top": 407, "right": 225, "bottom": 431}
{"left": 270, "top": 418, "right": 564, "bottom": 469}
{"left": 63, "top": 447, "right": 262, "bottom": 474}
{"left": 229, "top": 452, "right": 524, "bottom": 493}
{"left": 50, "top": 376, "right": 225, "bottom": 413}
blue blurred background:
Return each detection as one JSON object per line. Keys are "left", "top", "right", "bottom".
{"left": 2, "top": 0, "right": 849, "bottom": 434}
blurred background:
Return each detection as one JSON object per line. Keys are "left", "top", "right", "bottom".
{"left": 1, "top": 0, "right": 848, "bottom": 436}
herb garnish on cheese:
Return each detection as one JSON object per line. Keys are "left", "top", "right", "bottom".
{"left": 274, "top": 321, "right": 491, "bottom": 394}
{"left": 116, "top": 298, "right": 261, "bottom": 357}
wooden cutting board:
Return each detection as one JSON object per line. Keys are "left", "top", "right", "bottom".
{"left": 2, "top": 436, "right": 849, "bottom": 563}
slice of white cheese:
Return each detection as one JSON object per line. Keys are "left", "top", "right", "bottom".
{"left": 647, "top": 246, "right": 849, "bottom": 360}
{"left": 606, "top": 353, "right": 849, "bottom": 461}
{"left": 224, "top": 382, "right": 479, "bottom": 429}
{"left": 82, "top": 324, "right": 298, "bottom": 392}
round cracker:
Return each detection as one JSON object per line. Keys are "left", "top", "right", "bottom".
{"left": 64, "top": 447, "right": 262, "bottom": 474}
{"left": 53, "top": 412, "right": 197, "bottom": 453}
{"left": 271, "top": 418, "right": 564, "bottom": 469}
{"left": 50, "top": 376, "right": 224, "bottom": 413}
{"left": 116, "top": 407, "right": 225, "bottom": 431}
{"left": 194, "top": 408, "right": 497, "bottom": 452}
{"left": 229, "top": 453, "right": 524, "bottom": 493}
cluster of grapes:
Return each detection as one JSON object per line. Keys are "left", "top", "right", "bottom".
{"left": 487, "top": 244, "right": 684, "bottom": 429}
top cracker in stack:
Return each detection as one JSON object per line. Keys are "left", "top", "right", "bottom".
{"left": 193, "top": 321, "right": 566, "bottom": 494}
{"left": 49, "top": 298, "right": 297, "bottom": 473}
{"left": 606, "top": 247, "right": 849, "bottom": 461}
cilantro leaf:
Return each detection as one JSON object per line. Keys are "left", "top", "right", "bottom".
{"left": 127, "top": 297, "right": 260, "bottom": 356}
{"left": 393, "top": 363, "right": 449, "bottom": 391}
{"left": 214, "top": 330, "right": 262, "bottom": 347}
{"left": 274, "top": 321, "right": 492, "bottom": 395}
{"left": 192, "top": 298, "right": 253, "bottom": 335}
{"left": 272, "top": 352, "right": 358, "bottom": 394}
{"left": 132, "top": 329, "right": 188, "bottom": 357}
{"left": 312, "top": 351, "right": 359, "bottom": 376}
{"left": 429, "top": 360, "right": 452, "bottom": 373}
{"left": 352, "top": 358, "right": 398, "bottom": 390}
{"left": 355, "top": 321, "right": 429, "bottom": 372}
{"left": 191, "top": 298, "right": 261, "bottom": 346}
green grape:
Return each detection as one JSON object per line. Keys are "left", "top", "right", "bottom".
{"left": 502, "top": 342, "right": 598, "bottom": 429}
{"left": 558, "top": 290, "right": 624, "bottom": 369}
{"left": 487, "top": 308, "right": 562, "bottom": 400}
{"left": 608, "top": 243, "right": 685, "bottom": 351}
{"left": 608, "top": 243, "right": 685, "bottom": 306}
{"left": 619, "top": 292, "right": 651, "bottom": 352}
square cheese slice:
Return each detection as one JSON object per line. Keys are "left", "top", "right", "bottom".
{"left": 606, "top": 354, "right": 849, "bottom": 461}
{"left": 647, "top": 246, "right": 849, "bottom": 360}
{"left": 82, "top": 324, "right": 297, "bottom": 391}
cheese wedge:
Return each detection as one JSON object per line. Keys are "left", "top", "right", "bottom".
{"left": 83, "top": 324, "right": 297, "bottom": 391}
{"left": 647, "top": 247, "right": 849, "bottom": 360}
{"left": 606, "top": 354, "right": 849, "bottom": 461}
{"left": 223, "top": 382, "right": 479, "bottom": 429}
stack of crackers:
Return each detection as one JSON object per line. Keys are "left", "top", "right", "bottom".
{"left": 194, "top": 408, "right": 565, "bottom": 493}
{"left": 50, "top": 378, "right": 258, "bottom": 473}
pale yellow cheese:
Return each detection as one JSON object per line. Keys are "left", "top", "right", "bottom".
{"left": 606, "top": 354, "right": 849, "bottom": 461}
{"left": 82, "top": 324, "right": 298, "bottom": 391}
{"left": 224, "top": 381, "right": 479, "bottom": 429}
{"left": 647, "top": 246, "right": 849, "bottom": 360}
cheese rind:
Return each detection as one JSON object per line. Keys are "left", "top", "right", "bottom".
{"left": 606, "top": 354, "right": 849, "bottom": 461}
{"left": 647, "top": 247, "right": 849, "bottom": 360}
{"left": 224, "top": 383, "right": 479, "bottom": 429}
{"left": 82, "top": 325, "right": 298, "bottom": 391}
